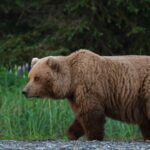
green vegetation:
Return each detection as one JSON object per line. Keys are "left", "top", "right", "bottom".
{"left": 0, "top": 0, "right": 150, "bottom": 66}
{"left": 0, "top": 67, "right": 142, "bottom": 141}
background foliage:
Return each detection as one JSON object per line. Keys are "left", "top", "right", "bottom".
{"left": 0, "top": 0, "right": 150, "bottom": 66}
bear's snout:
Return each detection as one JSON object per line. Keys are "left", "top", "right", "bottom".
{"left": 22, "top": 89, "right": 28, "bottom": 97}
{"left": 22, "top": 85, "right": 30, "bottom": 97}
{"left": 22, "top": 85, "right": 41, "bottom": 98}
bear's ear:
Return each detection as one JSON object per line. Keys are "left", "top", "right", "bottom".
{"left": 31, "top": 58, "right": 39, "bottom": 68}
{"left": 47, "top": 57, "right": 60, "bottom": 72}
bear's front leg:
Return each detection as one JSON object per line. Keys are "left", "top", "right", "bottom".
{"left": 67, "top": 119, "right": 84, "bottom": 140}
{"left": 140, "top": 122, "right": 150, "bottom": 140}
{"left": 78, "top": 109, "right": 106, "bottom": 140}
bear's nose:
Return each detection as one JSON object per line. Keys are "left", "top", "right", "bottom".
{"left": 22, "top": 90, "right": 27, "bottom": 96}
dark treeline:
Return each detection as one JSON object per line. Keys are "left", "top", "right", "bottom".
{"left": 0, "top": 0, "right": 150, "bottom": 66}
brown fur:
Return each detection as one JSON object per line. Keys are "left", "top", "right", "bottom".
{"left": 22, "top": 49, "right": 150, "bottom": 140}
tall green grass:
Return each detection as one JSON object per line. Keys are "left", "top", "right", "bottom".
{"left": 0, "top": 67, "right": 142, "bottom": 141}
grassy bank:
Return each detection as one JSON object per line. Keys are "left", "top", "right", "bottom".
{"left": 0, "top": 67, "right": 142, "bottom": 141}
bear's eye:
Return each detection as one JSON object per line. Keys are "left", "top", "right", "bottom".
{"left": 34, "top": 76, "right": 40, "bottom": 82}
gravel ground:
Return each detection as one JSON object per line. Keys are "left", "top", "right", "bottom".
{"left": 0, "top": 140, "right": 150, "bottom": 150}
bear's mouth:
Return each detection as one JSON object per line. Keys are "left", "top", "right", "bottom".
{"left": 26, "top": 95, "right": 42, "bottom": 99}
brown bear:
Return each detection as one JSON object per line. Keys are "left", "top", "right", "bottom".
{"left": 22, "top": 49, "right": 150, "bottom": 141}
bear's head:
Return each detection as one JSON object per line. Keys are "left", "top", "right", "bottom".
{"left": 22, "top": 56, "right": 71, "bottom": 99}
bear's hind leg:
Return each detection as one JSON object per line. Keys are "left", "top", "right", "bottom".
{"left": 140, "top": 122, "right": 150, "bottom": 140}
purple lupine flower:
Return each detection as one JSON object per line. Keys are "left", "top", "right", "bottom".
{"left": 17, "top": 66, "right": 23, "bottom": 76}
{"left": 25, "top": 63, "right": 31, "bottom": 73}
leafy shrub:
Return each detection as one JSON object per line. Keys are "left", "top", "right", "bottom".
{"left": 0, "top": 0, "right": 149, "bottom": 66}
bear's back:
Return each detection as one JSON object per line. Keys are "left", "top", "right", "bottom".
{"left": 69, "top": 50, "right": 150, "bottom": 124}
